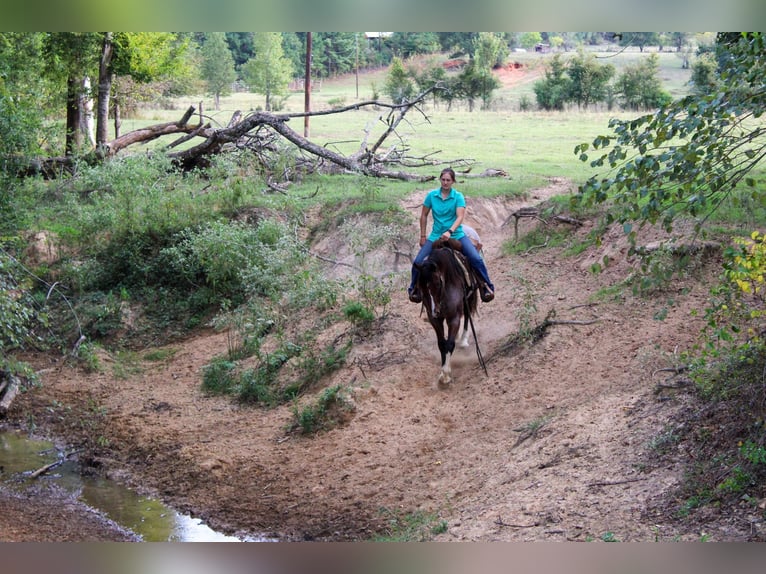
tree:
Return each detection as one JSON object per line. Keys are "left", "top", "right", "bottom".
{"left": 453, "top": 60, "right": 499, "bottom": 112}
{"left": 669, "top": 32, "right": 690, "bottom": 52}
{"left": 0, "top": 33, "right": 50, "bottom": 173}
{"left": 690, "top": 53, "right": 718, "bottom": 95}
{"left": 96, "top": 32, "right": 191, "bottom": 144}
{"left": 533, "top": 54, "right": 571, "bottom": 110}
{"left": 43, "top": 33, "right": 102, "bottom": 155}
{"left": 567, "top": 50, "right": 615, "bottom": 109}
{"left": 384, "top": 56, "right": 415, "bottom": 104}
{"left": 614, "top": 54, "right": 671, "bottom": 111}
{"left": 573, "top": 33, "right": 766, "bottom": 236}
{"left": 519, "top": 32, "right": 543, "bottom": 50}
{"left": 468, "top": 33, "right": 503, "bottom": 110}
{"left": 225, "top": 32, "right": 254, "bottom": 67}
{"left": 473, "top": 32, "right": 506, "bottom": 70}
{"left": 241, "top": 33, "right": 293, "bottom": 112}
{"left": 619, "top": 32, "right": 659, "bottom": 52}
{"left": 200, "top": 32, "right": 236, "bottom": 110}
{"left": 436, "top": 33, "right": 476, "bottom": 57}
{"left": 388, "top": 33, "right": 440, "bottom": 59}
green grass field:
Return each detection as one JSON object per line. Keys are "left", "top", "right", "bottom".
{"left": 116, "top": 49, "right": 694, "bottom": 200}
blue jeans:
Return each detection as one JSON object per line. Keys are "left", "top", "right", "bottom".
{"left": 409, "top": 237, "right": 494, "bottom": 292}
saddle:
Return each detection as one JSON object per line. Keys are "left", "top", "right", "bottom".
{"left": 433, "top": 237, "right": 493, "bottom": 302}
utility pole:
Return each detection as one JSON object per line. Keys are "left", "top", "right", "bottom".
{"left": 355, "top": 33, "right": 359, "bottom": 99}
{"left": 304, "top": 32, "right": 312, "bottom": 138}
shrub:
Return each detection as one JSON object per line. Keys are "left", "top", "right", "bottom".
{"left": 290, "top": 384, "right": 355, "bottom": 434}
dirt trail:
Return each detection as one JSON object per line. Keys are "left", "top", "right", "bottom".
{"left": 1, "top": 178, "right": 752, "bottom": 542}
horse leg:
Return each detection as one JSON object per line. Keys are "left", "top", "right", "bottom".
{"left": 439, "top": 316, "right": 461, "bottom": 385}
{"left": 438, "top": 337, "right": 455, "bottom": 385}
{"left": 458, "top": 313, "right": 471, "bottom": 348}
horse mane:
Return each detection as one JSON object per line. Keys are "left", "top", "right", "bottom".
{"left": 419, "top": 246, "right": 470, "bottom": 291}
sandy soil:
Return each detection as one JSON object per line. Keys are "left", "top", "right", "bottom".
{"left": 3, "top": 176, "right": 760, "bottom": 543}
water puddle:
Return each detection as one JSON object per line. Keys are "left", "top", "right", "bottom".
{"left": 0, "top": 430, "right": 262, "bottom": 541}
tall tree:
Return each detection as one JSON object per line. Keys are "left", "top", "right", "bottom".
{"left": 619, "top": 32, "right": 659, "bottom": 52}
{"left": 200, "top": 32, "right": 236, "bottom": 110}
{"left": 615, "top": 54, "right": 670, "bottom": 110}
{"left": 105, "top": 33, "right": 191, "bottom": 139}
{"left": 533, "top": 54, "right": 571, "bottom": 111}
{"left": 0, "top": 33, "right": 50, "bottom": 171}
{"left": 472, "top": 32, "right": 506, "bottom": 70}
{"left": 437, "top": 33, "right": 476, "bottom": 56}
{"left": 384, "top": 56, "right": 415, "bottom": 104}
{"left": 43, "top": 32, "right": 101, "bottom": 155}
{"left": 567, "top": 50, "right": 615, "bottom": 109}
{"left": 225, "top": 32, "right": 254, "bottom": 67}
{"left": 240, "top": 33, "right": 293, "bottom": 112}
{"left": 471, "top": 33, "right": 504, "bottom": 110}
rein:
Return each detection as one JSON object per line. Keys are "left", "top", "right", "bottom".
{"left": 446, "top": 249, "right": 488, "bottom": 376}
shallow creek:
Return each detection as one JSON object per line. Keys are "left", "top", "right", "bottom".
{"left": 0, "top": 430, "right": 259, "bottom": 541}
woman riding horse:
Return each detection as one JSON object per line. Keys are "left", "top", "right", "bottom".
{"left": 408, "top": 168, "right": 495, "bottom": 304}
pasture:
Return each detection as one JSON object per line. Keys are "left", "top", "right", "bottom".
{"left": 115, "top": 48, "right": 695, "bottom": 202}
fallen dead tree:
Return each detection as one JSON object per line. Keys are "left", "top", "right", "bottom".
{"left": 0, "top": 373, "right": 21, "bottom": 416}
{"left": 20, "top": 86, "right": 509, "bottom": 185}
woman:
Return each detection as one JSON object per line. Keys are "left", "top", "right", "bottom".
{"left": 408, "top": 168, "right": 495, "bottom": 303}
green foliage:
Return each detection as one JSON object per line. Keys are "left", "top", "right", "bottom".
{"left": 456, "top": 60, "right": 500, "bottom": 111}
{"left": 384, "top": 57, "right": 415, "bottom": 104}
{"left": 534, "top": 54, "right": 571, "bottom": 111}
{"left": 200, "top": 32, "right": 236, "bottom": 109}
{"left": 614, "top": 54, "right": 672, "bottom": 111}
{"left": 0, "top": 33, "right": 52, "bottom": 173}
{"left": 573, "top": 33, "right": 766, "bottom": 239}
{"left": 290, "top": 384, "right": 355, "bottom": 435}
{"left": 203, "top": 335, "right": 349, "bottom": 408}
{"left": 672, "top": 233, "right": 766, "bottom": 515}
{"left": 690, "top": 53, "right": 718, "bottom": 95}
{"left": 374, "top": 508, "right": 448, "bottom": 542}
{"left": 472, "top": 32, "right": 507, "bottom": 70}
{"left": 501, "top": 226, "right": 572, "bottom": 256}
{"left": 201, "top": 356, "right": 237, "bottom": 395}
{"left": 342, "top": 300, "right": 375, "bottom": 328}
{"left": 567, "top": 50, "right": 615, "bottom": 109}
{"left": 0, "top": 249, "right": 45, "bottom": 354}
{"left": 240, "top": 33, "right": 293, "bottom": 112}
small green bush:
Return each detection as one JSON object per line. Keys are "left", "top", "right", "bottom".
{"left": 201, "top": 357, "right": 237, "bottom": 395}
{"left": 291, "top": 384, "right": 354, "bottom": 434}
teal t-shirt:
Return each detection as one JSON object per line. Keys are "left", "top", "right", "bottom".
{"left": 424, "top": 188, "right": 466, "bottom": 241}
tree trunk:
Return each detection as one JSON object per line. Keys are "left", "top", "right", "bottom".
{"left": 114, "top": 99, "right": 122, "bottom": 139}
{"left": 79, "top": 77, "right": 96, "bottom": 148}
{"left": 97, "top": 32, "right": 114, "bottom": 147}
{"left": 65, "top": 74, "right": 83, "bottom": 156}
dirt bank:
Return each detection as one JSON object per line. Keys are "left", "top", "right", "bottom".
{"left": 2, "top": 180, "right": 759, "bottom": 542}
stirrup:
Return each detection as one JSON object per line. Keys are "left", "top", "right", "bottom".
{"left": 408, "top": 287, "right": 422, "bottom": 304}
{"left": 480, "top": 285, "right": 494, "bottom": 302}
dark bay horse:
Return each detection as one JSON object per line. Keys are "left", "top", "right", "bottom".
{"left": 414, "top": 241, "right": 479, "bottom": 385}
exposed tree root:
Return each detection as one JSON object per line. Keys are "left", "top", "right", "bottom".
{"left": 487, "top": 309, "right": 601, "bottom": 363}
